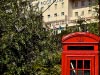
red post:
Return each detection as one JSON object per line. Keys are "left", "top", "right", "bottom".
{"left": 98, "top": 0, "right": 100, "bottom": 75}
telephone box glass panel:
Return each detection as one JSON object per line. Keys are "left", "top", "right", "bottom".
{"left": 70, "top": 60, "right": 90, "bottom": 75}
{"left": 68, "top": 46, "right": 94, "bottom": 50}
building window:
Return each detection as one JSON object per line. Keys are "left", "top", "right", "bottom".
{"left": 88, "top": 0, "right": 93, "bottom": 6}
{"left": 48, "top": 15, "right": 50, "bottom": 18}
{"left": 54, "top": 13, "right": 57, "bottom": 17}
{"left": 55, "top": 4, "right": 57, "bottom": 9}
{"left": 75, "top": 12, "right": 78, "bottom": 17}
{"left": 81, "top": 11, "right": 84, "bottom": 16}
{"left": 81, "top": 1, "right": 85, "bottom": 7}
{"left": 74, "top": 1, "right": 78, "bottom": 7}
{"left": 61, "top": 12, "right": 64, "bottom": 16}
{"left": 88, "top": 10, "right": 91, "bottom": 14}
{"left": 62, "top": 2, "right": 64, "bottom": 8}
{"left": 88, "top": 0, "right": 91, "bottom": 5}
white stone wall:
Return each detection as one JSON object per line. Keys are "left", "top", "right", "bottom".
{"left": 32, "top": 0, "right": 97, "bottom": 33}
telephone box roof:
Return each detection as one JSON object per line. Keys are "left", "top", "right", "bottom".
{"left": 62, "top": 32, "right": 99, "bottom": 43}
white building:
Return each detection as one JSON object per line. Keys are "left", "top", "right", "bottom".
{"left": 32, "top": 0, "right": 97, "bottom": 34}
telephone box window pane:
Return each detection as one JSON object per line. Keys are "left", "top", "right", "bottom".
{"left": 84, "top": 70, "right": 90, "bottom": 75}
{"left": 68, "top": 46, "right": 94, "bottom": 50}
{"left": 70, "top": 60, "right": 76, "bottom": 69}
{"left": 84, "top": 60, "right": 90, "bottom": 69}
{"left": 77, "top": 60, "right": 83, "bottom": 69}
{"left": 78, "top": 70, "right": 82, "bottom": 75}
{"left": 70, "top": 70, "right": 76, "bottom": 75}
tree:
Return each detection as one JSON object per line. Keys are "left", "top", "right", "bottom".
{"left": 0, "top": 0, "right": 61, "bottom": 75}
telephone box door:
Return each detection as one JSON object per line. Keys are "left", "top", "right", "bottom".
{"left": 66, "top": 56, "right": 94, "bottom": 75}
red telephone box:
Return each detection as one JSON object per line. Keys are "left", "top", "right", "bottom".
{"left": 61, "top": 32, "right": 99, "bottom": 75}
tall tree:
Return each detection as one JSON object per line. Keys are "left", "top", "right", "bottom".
{"left": 0, "top": 0, "right": 61, "bottom": 75}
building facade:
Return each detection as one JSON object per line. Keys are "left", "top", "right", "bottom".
{"left": 33, "top": 0, "right": 97, "bottom": 34}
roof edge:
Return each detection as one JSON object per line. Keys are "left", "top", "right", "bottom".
{"left": 62, "top": 32, "right": 99, "bottom": 42}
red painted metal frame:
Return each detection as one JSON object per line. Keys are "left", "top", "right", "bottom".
{"left": 67, "top": 55, "right": 95, "bottom": 75}
{"left": 61, "top": 32, "right": 99, "bottom": 75}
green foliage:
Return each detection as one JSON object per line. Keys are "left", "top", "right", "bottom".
{"left": 59, "top": 25, "right": 79, "bottom": 37}
{"left": 60, "top": 22, "right": 99, "bottom": 37}
{"left": 88, "top": 23, "right": 99, "bottom": 35}
{"left": 0, "top": 0, "right": 61, "bottom": 75}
